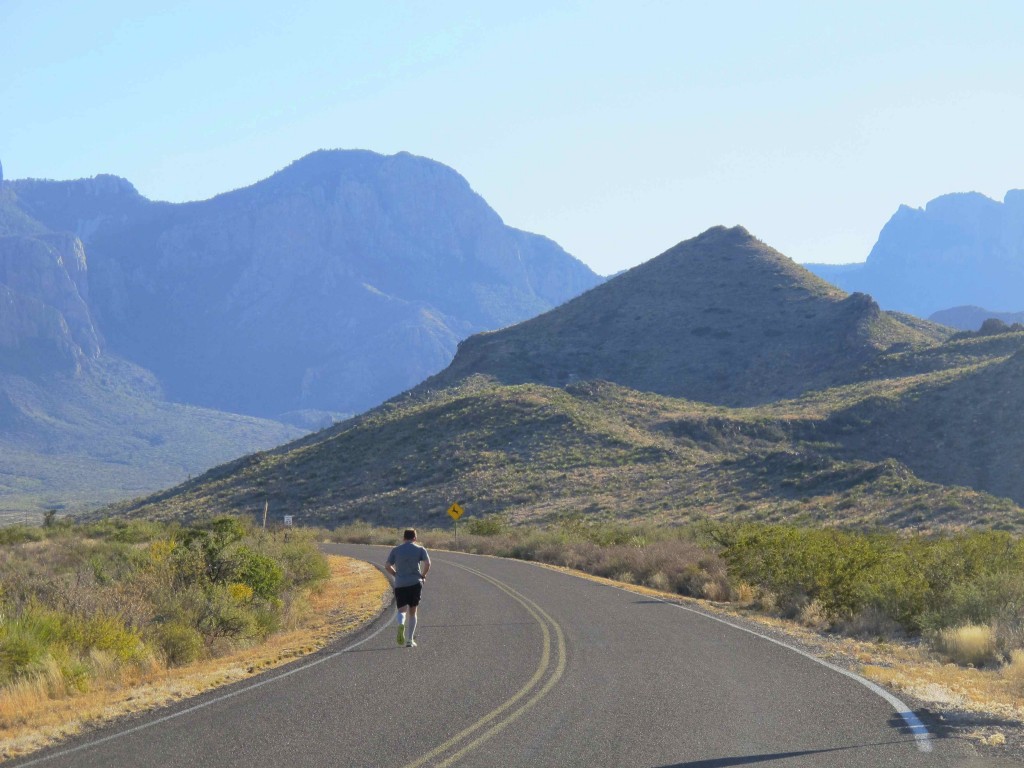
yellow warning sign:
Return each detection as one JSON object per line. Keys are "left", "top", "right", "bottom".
{"left": 447, "top": 503, "right": 465, "bottom": 521}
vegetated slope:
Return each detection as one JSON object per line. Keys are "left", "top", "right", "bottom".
{"left": 114, "top": 371, "right": 1022, "bottom": 531}
{"left": 804, "top": 189, "right": 1024, "bottom": 318}
{"left": 0, "top": 356, "right": 300, "bottom": 518}
{"left": 822, "top": 334, "right": 1024, "bottom": 505}
{"left": 9, "top": 151, "right": 601, "bottom": 418}
{"left": 114, "top": 231, "right": 1023, "bottom": 532}
{"left": 422, "top": 226, "right": 946, "bottom": 406}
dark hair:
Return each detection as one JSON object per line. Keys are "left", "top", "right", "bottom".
{"left": 403, "top": 529, "right": 417, "bottom": 541}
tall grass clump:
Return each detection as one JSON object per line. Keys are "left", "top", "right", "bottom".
{"left": 932, "top": 624, "right": 999, "bottom": 667}
{"left": 0, "top": 516, "right": 330, "bottom": 713}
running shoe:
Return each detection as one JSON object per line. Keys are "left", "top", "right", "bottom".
{"left": 397, "top": 625, "right": 405, "bottom": 646}
{"left": 405, "top": 640, "right": 417, "bottom": 648}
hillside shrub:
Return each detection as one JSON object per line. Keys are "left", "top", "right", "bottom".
{"left": 465, "top": 514, "right": 509, "bottom": 536}
{"left": 228, "top": 547, "right": 284, "bottom": 599}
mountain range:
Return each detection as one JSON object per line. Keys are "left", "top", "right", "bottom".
{"left": 0, "top": 151, "right": 600, "bottom": 514}
{"left": 9, "top": 150, "right": 601, "bottom": 419}
{"left": 805, "top": 190, "right": 1024, "bottom": 318}
{"left": 0, "top": 187, "right": 300, "bottom": 516}
{"left": 116, "top": 227, "right": 1024, "bottom": 533}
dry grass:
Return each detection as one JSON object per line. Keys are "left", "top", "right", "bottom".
{"left": 0, "top": 555, "right": 389, "bottom": 762}
{"left": 1001, "top": 649, "right": 1024, "bottom": 693}
{"left": 932, "top": 624, "right": 1000, "bottom": 668}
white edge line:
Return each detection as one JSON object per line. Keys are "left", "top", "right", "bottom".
{"left": 599, "top": 579, "right": 934, "bottom": 754}
{"left": 15, "top": 600, "right": 395, "bottom": 767}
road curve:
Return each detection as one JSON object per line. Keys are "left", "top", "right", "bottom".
{"left": 12, "top": 543, "right": 1006, "bottom": 767}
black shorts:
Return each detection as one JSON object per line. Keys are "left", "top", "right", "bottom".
{"left": 394, "top": 584, "right": 422, "bottom": 608}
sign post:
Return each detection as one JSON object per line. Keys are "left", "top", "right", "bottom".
{"left": 447, "top": 503, "right": 464, "bottom": 545}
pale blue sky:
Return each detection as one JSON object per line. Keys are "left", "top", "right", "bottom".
{"left": 3, "top": 1, "right": 1022, "bottom": 274}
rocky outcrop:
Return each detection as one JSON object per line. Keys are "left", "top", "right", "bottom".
{"left": 0, "top": 233, "right": 101, "bottom": 374}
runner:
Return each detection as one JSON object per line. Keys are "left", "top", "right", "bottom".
{"left": 385, "top": 529, "right": 430, "bottom": 647}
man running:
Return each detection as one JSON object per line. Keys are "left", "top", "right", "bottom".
{"left": 385, "top": 528, "right": 430, "bottom": 647}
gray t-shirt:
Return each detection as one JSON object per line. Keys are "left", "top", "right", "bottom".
{"left": 387, "top": 541, "right": 430, "bottom": 588}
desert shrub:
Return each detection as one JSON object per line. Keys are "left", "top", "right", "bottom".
{"left": 719, "top": 525, "right": 889, "bottom": 620}
{"left": 716, "top": 524, "right": 1024, "bottom": 634}
{"left": 273, "top": 536, "right": 331, "bottom": 588}
{"left": 153, "top": 620, "right": 205, "bottom": 666}
{"left": 81, "top": 518, "right": 168, "bottom": 544}
{"left": 326, "top": 521, "right": 394, "bottom": 545}
{"left": 227, "top": 547, "right": 284, "bottom": 599}
{"left": 0, "top": 524, "right": 45, "bottom": 546}
{"left": 197, "top": 586, "right": 260, "bottom": 644}
{"left": 465, "top": 514, "right": 509, "bottom": 537}
{"left": 913, "top": 533, "right": 1024, "bottom": 632}
{"left": 69, "top": 613, "right": 146, "bottom": 663}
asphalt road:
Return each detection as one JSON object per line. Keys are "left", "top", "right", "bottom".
{"left": 13, "top": 544, "right": 1012, "bottom": 767}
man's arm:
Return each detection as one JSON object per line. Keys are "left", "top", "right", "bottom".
{"left": 385, "top": 550, "right": 396, "bottom": 577}
{"left": 420, "top": 551, "right": 430, "bottom": 580}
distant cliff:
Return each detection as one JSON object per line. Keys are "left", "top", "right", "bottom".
{"left": 0, "top": 191, "right": 102, "bottom": 375}
{"left": 929, "top": 305, "right": 1024, "bottom": 331}
{"left": 11, "top": 150, "right": 602, "bottom": 418}
{"left": 805, "top": 190, "right": 1024, "bottom": 318}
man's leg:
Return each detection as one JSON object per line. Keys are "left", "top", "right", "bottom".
{"left": 406, "top": 605, "right": 418, "bottom": 646}
{"left": 396, "top": 603, "right": 407, "bottom": 645}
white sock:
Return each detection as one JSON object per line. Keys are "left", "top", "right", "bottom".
{"left": 407, "top": 614, "right": 417, "bottom": 642}
{"left": 396, "top": 611, "right": 406, "bottom": 625}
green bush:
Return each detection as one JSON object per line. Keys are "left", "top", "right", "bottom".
{"left": 0, "top": 524, "right": 45, "bottom": 546}
{"left": 153, "top": 621, "right": 205, "bottom": 666}
{"left": 229, "top": 547, "right": 285, "bottom": 599}
{"left": 465, "top": 514, "right": 509, "bottom": 537}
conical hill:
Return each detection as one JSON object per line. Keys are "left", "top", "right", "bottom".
{"left": 425, "top": 226, "right": 947, "bottom": 406}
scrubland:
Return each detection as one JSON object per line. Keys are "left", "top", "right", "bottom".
{"left": 0, "top": 516, "right": 388, "bottom": 758}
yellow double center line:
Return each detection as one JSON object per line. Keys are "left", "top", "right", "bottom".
{"left": 399, "top": 560, "right": 567, "bottom": 768}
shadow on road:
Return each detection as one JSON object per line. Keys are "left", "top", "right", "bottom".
{"left": 654, "top": 740, "right": 913, "bottom": 767}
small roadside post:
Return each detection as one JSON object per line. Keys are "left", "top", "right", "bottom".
{"left": 447, "top": 503, "right": 464, "bottom": 545}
